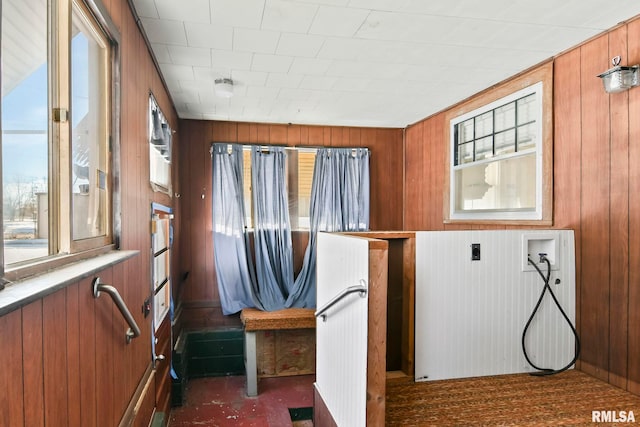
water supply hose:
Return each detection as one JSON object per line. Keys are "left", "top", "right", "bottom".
{"left": 521, "top": 255, "right": 580, "bottom": 376}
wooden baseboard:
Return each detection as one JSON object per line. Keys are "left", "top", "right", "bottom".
{"left": 628, "top": 379, "right": 640, "bottom": 396}
{"left": 314, "top": 384, "right": 338, "bottom": 427}
{"left": 118, "top": 364, "right": 155, "bottom": 427}
{"left": 579, "top": 361, "right": 610, "bottom": 383}
{"left": 180, "top": 302, "right": 242, "bottom": 330}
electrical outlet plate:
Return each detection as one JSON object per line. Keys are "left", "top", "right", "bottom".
{"left": 522, "top": 232, "right": 560, "bottom": 272}
{"left": 143, "top": 296, "right": 151, "bottom": 317}
{"left": 471, "top": 243, "right": 481, "bottom": 261}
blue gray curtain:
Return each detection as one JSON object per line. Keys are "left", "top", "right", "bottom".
{"left": 150, "top": 107, "right": 171, "bottom": 160}
{"left": 250, "top": 146, "right": 295, "bottom": 311}
{"left": 212, "top": 144, "right": 370, "bottom": 313}
{"left": 286, "top": 147, "right": 370, "bottom": 308}
{"left": 211, "top": 143, "right": 262, "bottom": 314}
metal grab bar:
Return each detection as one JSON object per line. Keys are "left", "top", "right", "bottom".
{"left": 315, "top": 279, "right": 367, "bottom": 322}
{"left": 92, "top": 277, "right": 141, "bottom": 344}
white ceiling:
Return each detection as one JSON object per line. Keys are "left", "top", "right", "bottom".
{"left": 131, "top": 0, "right": 640, "bottom": 128}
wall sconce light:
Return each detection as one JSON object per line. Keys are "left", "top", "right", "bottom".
{"left": 597, "top": 56, "right": 640, "bottom": 93}
{"left": 214, "top": 78, "right": 234, "bottom": 98}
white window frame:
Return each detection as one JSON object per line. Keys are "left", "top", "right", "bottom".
{"left": 443, "top": 62, "right": 553, "bottom": 225}
{"left": 151, "top": 203, "right": 172, "bottom": 330}
{"left": 149, "top": 94, "right": 172, "bottom": 194}
{"left": 449, "top": 82, "right": 543, "bottom": 221}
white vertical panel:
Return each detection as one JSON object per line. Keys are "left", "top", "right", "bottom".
{"left": 316, "top": 232, "right": 369, "bottom": 427}
{"left": 415, "top": 230, "right": 576, "bottom": 381}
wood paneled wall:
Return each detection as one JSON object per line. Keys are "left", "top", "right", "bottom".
{"left": 0, "top": 0, "right": 180, "bottom": 424}
{"left": 177, "top": 120, "right": 403, "bottom": 327}
{"left": 405, "top": 18, "right": 640, "bottom": 395}
{"left": 0, "top": 260, "right": 155, "bottom": 427}
{"left": 104, "top": 0, "right": 182, "bottom": 419}
{"left": 107, "top": 0, "right": 181, "bottom": 417}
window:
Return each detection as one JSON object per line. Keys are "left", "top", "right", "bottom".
{"left": 1, "top": 0, "right": 119, "bottom": 275}
{"left": 149, "top": 94, "right": 172, "bottom": 193}
{"left": 71, "top": 1, "right": 110, "bottom": 241}
{"left": 2, "top": 0, "right": 49, "bottom": 264}
{"left": 151, "top": 203, "right": 172, "bottom": 329}
{"left": 240, "top": 145, "right": 316, "bottom": 230}
{"left": 296, "top": 149, "right": 315, "bottom": 229}
{"left": 446, "top": 64, "right": 552, "bottom": 223}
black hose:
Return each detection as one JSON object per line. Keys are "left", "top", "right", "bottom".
{"left": 521, "top": 256, "right": 580, "bottom": 376}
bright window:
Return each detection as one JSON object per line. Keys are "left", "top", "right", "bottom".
{"left": 71, "top": 1, "right": 110, "bottom": 241}
{"left": 449, "top": 82, "right": 544, "bottom": 221}
{"left": 1, "top": 0, "right": 118, "bottom": 275}
{"left": 149, "top": 95, "right": 172, "bottom": 192}
{"left": 241, "top": 146, "right": 316, "bottom": 230}
{"left": 2, "top": 0, "right": 49, "bottom": 264}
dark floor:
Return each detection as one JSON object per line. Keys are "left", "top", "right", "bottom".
{"left": 169, "top": 369, "right": 640, "bottom": 426}
{"left": 169, "top": 375, "right": 315, "bottom": 427}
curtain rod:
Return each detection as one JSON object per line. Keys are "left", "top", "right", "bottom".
{"left": 210, "top": 143, "right": 371, "bottom": 158}
{"left": 210, "top": 142, "right": 369, "bottom": 151}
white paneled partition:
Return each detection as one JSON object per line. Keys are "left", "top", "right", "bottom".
{"left": 415, "top": 230, "right": 576, "bottom": 381}
{"left": 316, "top": 232, "right": 369, "bottom": 427}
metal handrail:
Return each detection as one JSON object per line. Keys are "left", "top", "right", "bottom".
{"left": 315, "top": 279, "right": 367, "bottom": 322}
{"left": 92, "top": 277, "right": 141, "bottom": 344}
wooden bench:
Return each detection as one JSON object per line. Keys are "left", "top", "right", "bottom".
{"left": 240, "top": 307, "right": 316, "bottom": 396}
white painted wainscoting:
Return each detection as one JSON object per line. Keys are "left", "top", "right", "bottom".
{"left": 415, "top": 230, "right": 576, "bottom": 382}
{"left": 316, "top": 232, "right": 369, "bottom": 427}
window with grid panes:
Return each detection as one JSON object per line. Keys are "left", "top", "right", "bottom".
{"left": 450, "top": 82, "right": 543, "bottom": 221}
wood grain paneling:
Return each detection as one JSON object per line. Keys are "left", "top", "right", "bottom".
{"left": 22, "top": 300, "right": 44, "bottom": 427}
{"left": 112, "top": 261, "right": 130, "bottom": 419}
{"left": 0, "top": 310, "right": 23, "bottom": 427}
{"left": 178, "top": 120, "right": 403, "bottom": 326}
{"left": 155, "top": 318, "right": 172, "bottom": 417}
{"left": 367, "top": 241, "right": 388, "bottom": 427}
{"left": 579, "top": 34, "right": 611, "bottom": 382}
{"left": 608, "top": 26, "right": 630, "bottom": 389}
{"left": 404, "top": 114, "right": 447, "bottom": 231}
{"left": 0, "top": 0, "right": 178, "bottom": 424}
{"left": 430, "top": 115, "right": 445, "bottom": 230}
{"left": 404, "top": 15, "right": 640, "bottom": 396}
{"left": 66, "top": 284, "right": 81, "bottom": 427}
{"left": 404, "top": 123, "right": 426, "bottom": 230}
{"left": 96, "top": 268, "right": 116, "bottom": 427}
{"left": 627, "top": 18, "right": 640, "bottom": 396}
{"left": 113, "top": 5, "right": 175, "bottom": 422}
{"left": 79, "top": 277, "right": 98, "bottom": 427}
{"left": 553, "top": 47, "right": 582, "bottom": 367}
{"left": 0, "top": 257, "right": 155, "bottom": 427}
{"left": 314, "top": 385, "right": 339, "bottom": 427}
{"left": 43, "top": 289, "right": 68, "bottom": 427}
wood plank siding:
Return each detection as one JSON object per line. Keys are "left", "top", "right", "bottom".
{"left": 0, "top": 260, "right": 153, "bottom": 427}
{"left": 177, "top": 121, "right": 404, "bottom": 328}
{"left": 0, "top": 0, "right": 179, "bottom": 424}
{"left": 1, "top": 2, "right": 640, "bottom": 426}
{"left": 404, "top": 18, "right": 640, "bottom": 395}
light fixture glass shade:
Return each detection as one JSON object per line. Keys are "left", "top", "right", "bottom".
{"left": 214, "top": 78, "right": 234, "bottom": 98}
{"left": 598, "top": 66, "right": 639, "bottom": 93}
{"left": 598, "top": 56, "right": 640, "bottom": 93}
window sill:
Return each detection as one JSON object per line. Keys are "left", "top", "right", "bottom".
{"left": 443, "top": 218, "right": 553, "bottom": 226}
{"left": 0, "top": 250, "right": 139, "bottom": 317}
